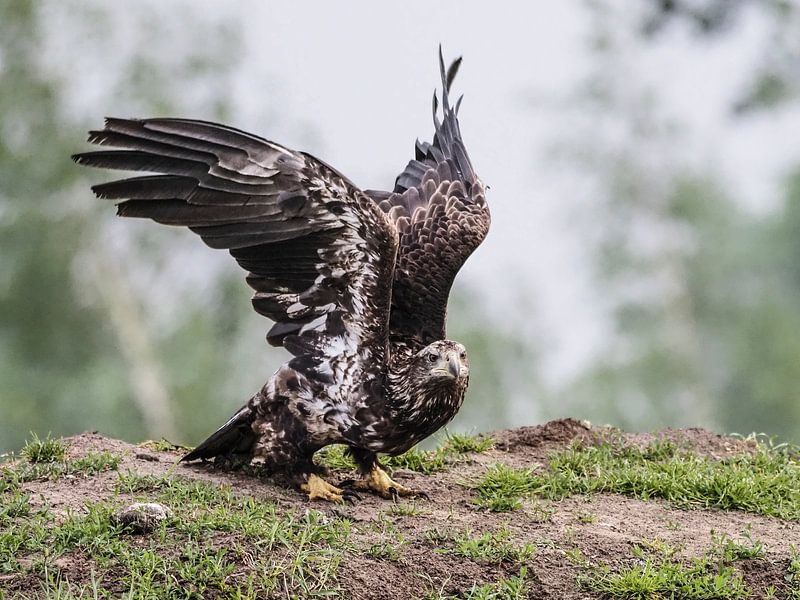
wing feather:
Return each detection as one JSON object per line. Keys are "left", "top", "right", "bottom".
{"left": 74, "top": 118, "right": 398, "bottom": 393}
{"left": 366, "top": 49, "right": 490, "bottom": 345}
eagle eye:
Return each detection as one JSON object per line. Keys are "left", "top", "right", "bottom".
{"left": 459, "top": 351, "right": 467, "bottom": 359}
{"left": 427, "top": 352, "right": 438, "bottom": 363}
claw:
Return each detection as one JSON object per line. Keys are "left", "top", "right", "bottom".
{"left": 342, "top": 488, "right": 362, "bottom": 503}
{"left": 350, "top": 464, "right": 427, "bottom": 500}
{"left": 300, "top": 473, "right": 347, "bottom": 503}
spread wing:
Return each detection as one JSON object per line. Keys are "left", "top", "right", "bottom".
{"left": 73, "top": 118, "right": 398, "bottom": 387}
{"left": 366, "top": 50, "right": 490, "bottom": 345}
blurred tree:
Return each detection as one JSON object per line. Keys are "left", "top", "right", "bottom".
{"left": 0, "top": 0, "right": 277, "bottom": 452}
{"left": 0, "top": 0, "right": 135, "bottom": 450}
{"left": 559, "top": 1, "right": 800, "bottom": 441}
{"left": 716, "top": 170, "right": 800, "bottom": 437}
{"left": 640, "top": 0, "right": 800, "bottom": 113}
{"left": 446, "top": 285, "right": 544, "bottom": 436}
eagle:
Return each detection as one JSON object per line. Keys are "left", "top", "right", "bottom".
{"left": 73, "top": 50, "right": 490, "bottom": 502}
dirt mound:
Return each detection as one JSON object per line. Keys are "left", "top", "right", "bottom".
{"left": 1, "top": 419, "right": 797, "bottom": 599}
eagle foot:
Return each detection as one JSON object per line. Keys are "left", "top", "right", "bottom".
{"left": 300, "top": 473, "right": 360, "bottom": 504}
{"left": 343, "top": 465, "right": 425, "bottom": 501}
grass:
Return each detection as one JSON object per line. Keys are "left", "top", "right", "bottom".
{"left": 5, "top": 430, "right": 798, "bottom": 598}
{"left": 386, "top": 446, "right": 450, "bottom": 473}
{"left": 421, "top": 567, "right": 530, "bottom": 600}
{"left": 139, "top": 439, "right": 190, "bottom": 452}
{"left": 317, "top": 431, "right": 495, "bottom": 474}
{"left": 1, "top": 450, "right": 121, "bottom": 487}
{"left": 316, "top": 444, "right": 449, "bottom": 474}
{"left": 21, "top": 433, "right": 67, "bottom": 464}
{"left": 387, "top": 501, "right": 426, "bottom": 517}
{"left": 708, "top": 529, "right": 765, "bottom": 561}
{"left": 440, "top": 432, "right": 495, "bottom": 454}
{"left": 2, "top": 471, "right": 354, "bottom": 598}
{"left": 451, "top": 527, "right": 535, "bottom": 564}
{"left": 471, "top": 464, "right": 539, "bottom": 512}
{"left": 786, "top": 545, "right": 800, "bottom": 600}
{"left": 362, "top": 518, "right": 406, "bottom": 561}
{"left": 472, "top": 438, "right": 800, "bottom": 518}
{"left": 70, "top": 451, "right": 121, "bottom": 474}
{"left": 583, "top": 557, "right": 750, "bottom": 599}
{"left": 0, "top": 488, "right": 31, "bottom": 522}
{"left": 580, "top": 530, "right": 772, "bottom": 600}
{"left": 3, "top": 433, "right": 121, "bottom": 489}
{"left": 426, "top": 525, "right": 535, "bottom": 566}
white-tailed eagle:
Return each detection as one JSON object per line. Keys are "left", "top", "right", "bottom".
{"left": 73, "top": 49, "right": 490, "bottom": 501}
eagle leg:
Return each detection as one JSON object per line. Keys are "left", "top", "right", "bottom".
{"left": 300, "top": 473, "right": 360, "bottom": 503}
{"left": 344, "top": 449, "right": 427, "bottom": 501}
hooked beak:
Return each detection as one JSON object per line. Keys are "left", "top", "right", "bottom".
{"left": 448, "top": 355, "right": 460, "bottom": 379}
{"left": 431, "top": 353, "right": 463, "bottom": 381}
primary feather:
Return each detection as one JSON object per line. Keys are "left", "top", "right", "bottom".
{"left": 73, "top": 49, "right": 490, "bottom": 494}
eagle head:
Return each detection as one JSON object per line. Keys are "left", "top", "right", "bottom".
{"left": 414, "top": 340, "right": 469, "bottom": 386}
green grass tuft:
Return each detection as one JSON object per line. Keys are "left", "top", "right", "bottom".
{"left": 472, "top": 464, "right": 538, "bottom": 512}
{"left": 451, "top": 527, "right": 535, "bottom": 564}
{"left": 21, "top": 433, "right": 66, "bottom": 464}
{"left": 422, "top": 567, "right": 530, "bottom": 600}
{"left": 441, "top": 432, "right": 495, "bottom": 454}
{"left": 708, "top": 529, "right": 765, "bottom": 562}
{"left": 387, "top": 501, "right": 426, "bottom": 517}
{"left": 315, "top": 444, "right": 357, "bottom": 471}
{"left": 785, "top": 545, "right": 800, "bottom": 600}
{"left": 140, "top": 439, "right": 190, "bottom": 452}
{"left": 581, "top": 529, "right": 772, "bottom": 600}
{"left": 69, "top": 451, "right": 121, "bottom": 474}
{"left": 384, "top": 447, "right": 447, "bottom": 473}
{"left": 362, "top": 518, "right": 406, "bottom": 561}
{"left": 317, "top": 432, "right": 494, "bottom": 475}
{"left": 583, "top": 557, "right": 750, "bottom": 600}
{"left": 0, "top": 489, "right": 31, "bottom": 524}
{"left": 471, "top": 438, "right": 800, "bottom": 518}
{"left": 1, "top": 450, "right": 121, "bottom": 489}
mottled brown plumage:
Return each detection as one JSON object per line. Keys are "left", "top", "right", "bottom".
{"left": 73, "top": 49, "right": 490, "bottom": 501}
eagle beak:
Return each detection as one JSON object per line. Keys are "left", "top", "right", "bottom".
{"left": 448, "top": 355, "right": 460, "bottom": 379}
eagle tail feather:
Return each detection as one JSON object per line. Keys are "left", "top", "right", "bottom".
{"left": 181, "top": 404, "right": 256, "bottom": 463}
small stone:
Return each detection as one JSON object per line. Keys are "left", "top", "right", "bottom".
{"left": 115, "top": 502, "right": 171, "bottom": 533}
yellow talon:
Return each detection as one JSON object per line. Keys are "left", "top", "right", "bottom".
{"left": 300, "top": 473, "right": 345, "bottom": 503}
{"left": 351, "top": 464, "right": 421, "bottom": 499}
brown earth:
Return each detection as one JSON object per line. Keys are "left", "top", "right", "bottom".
{"left": 3, "top": 419, "right": 798, "bottom": 599}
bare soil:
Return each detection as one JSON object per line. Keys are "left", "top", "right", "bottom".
{"left": 3, "top": 419, "right": 798, "bottom": 599}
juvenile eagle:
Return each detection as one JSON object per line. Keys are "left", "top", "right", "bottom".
{"left": 74, "top": 50, "right": 490, "bottom": 501}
